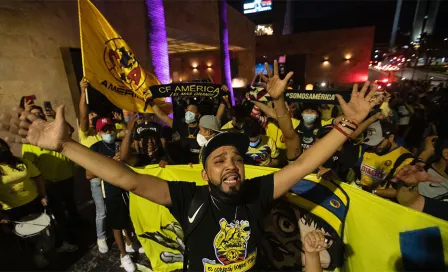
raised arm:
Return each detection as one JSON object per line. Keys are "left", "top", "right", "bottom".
{"left": 14, "top": 107, "right": 172, "bottom": 206}
{"left": 120, "top": 115, "right": 138, "bottom": 163}
{"left": 151, "top": 103, "right": 173, "bottom": 128}
{"left": 262, "top": 61, "right": 378, "bottom": 199}
{"left": 216, "top": 95, "right": 230, "bottom": 123}
{"left": 79, "top": 79, "right": 90, "bottom": 132}
{"left": 418, "top": 136, "right": 437, "bottom": 162}
{"left": 251, "top": 101, "right": 276, "bottom": 119}
{"left": 259, "top": 63, "right": 301, "bottom": 161}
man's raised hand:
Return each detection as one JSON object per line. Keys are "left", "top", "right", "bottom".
{"left": 18, "top": 105, "right": 71, "bottom": 152}
{"left": 259, "top": 60, "right": 294, "bottom": 100}
{"left": 336, "top": 81, "right": 381, "bottom": 124}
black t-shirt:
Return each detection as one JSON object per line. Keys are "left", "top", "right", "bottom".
{"left": 133, "top": 122, "right": 163, "bottom": 141}
{"left": 168, "top": 174, "right": 274, "bottom": 271}
{"left": 423, "top": 197, "right": 448, "bottom": 221}
{"left": 90, "top": 141, "right": 124, "bottom": 198}
{"left": 134, "top": 152, "right": 166, "bottom": 167}
{"left": 322, "top": 142, "right": 360, "bottom": 178}
{"left": 172, "top": 120, "right": 200, "bottom": 164}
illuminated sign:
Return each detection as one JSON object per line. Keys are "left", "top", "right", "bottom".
{"left": 243, "top": 0, "right": 272, "bottom": 14}
{"left": 255, "top": 24, "right": 273, "bottom": 36}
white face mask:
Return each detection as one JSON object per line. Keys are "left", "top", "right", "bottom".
{"left": 101, "top": 133, "right": 116, "bottom": 144}
{"left": 185, "top": 111, "right": 197, "bottom": 124}
{"left": 196, "top": 133, "right": 209, "bottom": 147}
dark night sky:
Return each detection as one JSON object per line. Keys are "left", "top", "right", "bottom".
{"left": 228, "top": 0, "right": 448, "bottom": 45}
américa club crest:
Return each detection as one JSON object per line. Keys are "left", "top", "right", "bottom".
{"left": 103, "top": 38, "right": 148, "bottom": 93}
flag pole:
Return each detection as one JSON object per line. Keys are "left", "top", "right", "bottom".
{"left": 78, "top": 0, "right": 89, "bottom": 104}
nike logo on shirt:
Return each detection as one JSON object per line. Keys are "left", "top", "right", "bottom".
{"left": 188, "top": 204, "right": 204, "bottom": 223}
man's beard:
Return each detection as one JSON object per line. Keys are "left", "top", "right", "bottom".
{"left": 376, "top": 141, "right": 392, "bottom": 156}
{"left": 209, "top": 181, "right": 243, "bottom": 205}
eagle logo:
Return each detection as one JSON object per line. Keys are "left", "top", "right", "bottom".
{"left": 103, "top": 38, "right": 147, "bottom": 92}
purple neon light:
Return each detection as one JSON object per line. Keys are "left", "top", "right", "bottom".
{"left": 218, "top": 0, "right": 235, "bottom": 105}
{"left": 145, "top": 0, "right": 170, "bottom": 84}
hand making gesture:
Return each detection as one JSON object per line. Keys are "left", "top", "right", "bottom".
{"left": 259, "top": 60, "right": 294, "bottom": 100}
{"left": 337, "top": 82, "right": 380, "bottom": 124}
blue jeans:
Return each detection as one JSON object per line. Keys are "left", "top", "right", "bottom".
{"left": 90, "top": 178, "right": 106, "bottom": 239}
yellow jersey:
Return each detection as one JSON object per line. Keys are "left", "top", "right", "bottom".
{"left": 0, "top": 158, "right": 40, "bottom": 210}
{"left": 22, "top": 144, "right": 74, "bottom": 182}
{"left": 79, "top": 128, "right": 101, "bottom": 148}
{"left": 221, "top": 121, "right": 235, "bottom": 130}
{"left": 246, "top": 135, "right": 279, "bottom": 166}
{"left": 266, "top": 118, "right": 301, "bottom": 150}
{"left": 360, "top": 146, "right": 414, "bottom": 189}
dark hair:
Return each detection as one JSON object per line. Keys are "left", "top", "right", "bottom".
{"left": 243, "top": 117, "right": 262, "bottom": 137}
{"left": 186, "top": 103, "right": 200, "bottom": 112}
{"left": 30, "top": 105, "right": 44, "bottom": 114}
{"left": 0, "top": 138, "right": 25, "bottom": 175}
{"left": 19, "top": 97, "right": 26, "bottom": 108}
{"left": 233, "top": 105, "right": 251, "bottom": 123}
{"left": 91, "top": 116, "right": 101, "bottom": 129}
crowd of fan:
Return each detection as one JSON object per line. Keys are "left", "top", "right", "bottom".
{"left": 0, "top": 71, "right": 447, "bottom": 271}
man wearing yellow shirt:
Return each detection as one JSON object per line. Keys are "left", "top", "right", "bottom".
{"left": 243, "top": 117, "right": 279, "bottom": 167}
{"left": 360, "top": 121, "right": 414, "bottom": 199}
{"left": 220, "top": 105, "right": 247, "bottom": 133}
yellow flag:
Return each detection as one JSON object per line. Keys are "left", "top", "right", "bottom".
{"left": 78, "top": 0, "right": 171, "bottom": 113}
{"left": 130, "top": 165, "right": 448, "bottom": 271}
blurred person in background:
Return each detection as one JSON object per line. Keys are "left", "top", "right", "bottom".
{"left": 78, "top": 79, "right": 108, "bottom": 253}
{"left": 150, "top": 97, "right": 228, "bottom": 164}
{"left": 243, "top": 117, "right": 279, "bottom": 167}
{"left": 359, "top": 120, "right": 414, "bottom": 199}
{"left": 0, "top": 138, "right": 49, "bottom": 267}
{"left": 22, "top": 104, "right": 79, "bottom": 253}
{"left": 120, "top": 115, "right": 170, "bottom": 168}
{"left": 418, "top": 138, "right": 448, "bottom": 202}
{"left": 88, "top": 117, "right": 141, "bottom": 272}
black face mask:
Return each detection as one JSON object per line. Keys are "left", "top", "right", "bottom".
{"left": 209, "top": 181, "right": 243, "bottom": 206}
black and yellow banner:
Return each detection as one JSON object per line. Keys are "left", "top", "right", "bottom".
{"left": 285, "top": 90, "right": 350, "bottom": 104}
{"left": 129, "top": 165, "right": 448, "bottom": 271}
{"left": 149, "top": 83, "right": 228, "bottom": 99}
{"left": 78, "top": 0, "right": 171, "bottom": 113}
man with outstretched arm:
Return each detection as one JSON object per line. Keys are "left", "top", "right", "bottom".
{"left": 3, "top": 62, "right": 388, "bottom": 271}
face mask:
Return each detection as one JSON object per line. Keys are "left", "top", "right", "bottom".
{"left": 302, "top": 114, "right": 317, "bottom": 124}
{"left": 185, "top": 111, "right": 197, "bottom": 124}
{"left": 101, "top": 133, "right": 116, "bottom": 144}
{"left": 197, "top": 133, "right": 209, "bottom": 147}
{"left": 249, "top": 137, "right": 261, "bottom": 148}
